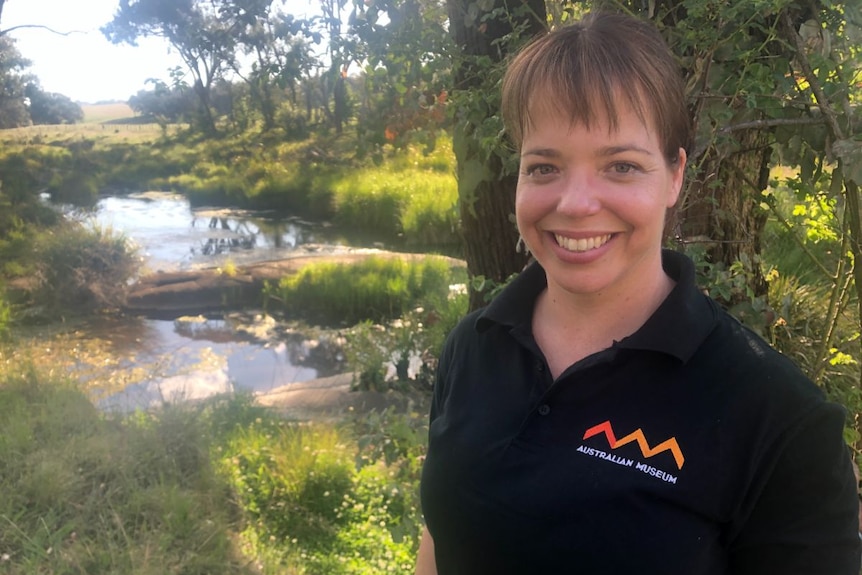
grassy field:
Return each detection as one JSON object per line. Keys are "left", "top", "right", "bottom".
{"left": 0, "top": 102, "right": 171, "bottom": 143}
{"left": 80, "top": 102, "right": 137, "bottom": 124}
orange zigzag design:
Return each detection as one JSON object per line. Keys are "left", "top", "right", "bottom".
{"left": 583, "top": 420, "right": 685, "bottom": 470}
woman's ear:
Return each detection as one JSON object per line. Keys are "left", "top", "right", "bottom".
{"left": 667, "top": 147, "right": 687, "bottom": 208}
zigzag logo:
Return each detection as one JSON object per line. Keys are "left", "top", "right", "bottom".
{"left": 583, "top": 420, "right": 685, "bottom": 470}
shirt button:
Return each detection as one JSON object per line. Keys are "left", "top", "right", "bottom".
{"left": 535, "top": 361, "right": 545, "bottom": 373}
{"left": 537, "top": 404, "right": 551, "bottom": 416}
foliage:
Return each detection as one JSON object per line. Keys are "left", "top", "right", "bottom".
{"left": 0, "top": 35, "right": 32, "bottom": 128}
{"left": 216, "top": 413, "right": 421, "bottom": 574}
{"left": 0, "top": 364, "right": 252, "bottom": 574}
{"left": 344, "top": 287, "right": 468, "bottom": 392}
{"left": 25, "top": 222, "right": 139, "bottom": 315}
{"left": 349, "top": 0, "right": 453, "bottom": 152}
{"left": 25, "top": 84, "right": 84, "bottom": 125}
{"left": 263, "top": 255, "right": 455, "bottom": 325}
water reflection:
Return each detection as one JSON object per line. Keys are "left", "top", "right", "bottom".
{"left": 55, "top": 191, "right": 363, "bottom": 411}
{"left": 94, "top": 314, "right": 347, "bottom": 413}
{"left": 77, "top": 192, "right": 353, "bottom": 271}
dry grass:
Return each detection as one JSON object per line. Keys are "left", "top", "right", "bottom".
{"left": 81, "top": 102, "right": 136, "bottom": 124}
{"left": 0, "top": 124, "right": 163, "bottom": 146}
{"left": 0, "top": 105, "right": 175, "bottom": 144}
{"left": 0, "top": 103, "right": 171, "bottom": 143}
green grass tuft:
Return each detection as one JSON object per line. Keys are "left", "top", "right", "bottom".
{"left": 265, "top": 256, "right": 455, "bottom": 325}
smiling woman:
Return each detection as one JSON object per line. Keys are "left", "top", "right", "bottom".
{"left": 1, "top": 0, "right": 183, "bottom": 103}
{"left": 416, "top": 11, "right": 861, "bottom": 575}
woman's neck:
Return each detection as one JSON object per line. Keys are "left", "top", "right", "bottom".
{"left": 532, "top": 269, "right": 675, "bottom": 379}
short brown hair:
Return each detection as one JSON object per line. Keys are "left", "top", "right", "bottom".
{"left": 501, "top": 12, "right": 691, "bottom": 165}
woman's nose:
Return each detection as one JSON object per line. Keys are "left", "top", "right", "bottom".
{"left": 557, "top": 172, "right": 601, "bottom": 216}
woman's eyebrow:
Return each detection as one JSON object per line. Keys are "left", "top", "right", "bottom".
{"left": 597, "top": 144, "right": 655, "bottom": 157}
{"left": 520, "top": 147, "right": 561, "bottom": 158}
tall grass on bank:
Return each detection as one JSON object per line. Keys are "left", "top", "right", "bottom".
{"left": 0, "top": 128, "right": 461, "bottom": 248}
{"left": 0, "top": 358, "right": 428, "bottom": 574}
{"left": 28, "top": 222, "right": 139, "bottom": 313}
{"left": 329, "top": 142, "right": 458, "bottom": 246}
{"left": 0, "top": 365, "right": 254, "bottom": 574}
{"left": 218, "top": 414, "right": 423, "bottom": 574}
{"left": 264, "top": 256, "right": 455, "bottom": 325}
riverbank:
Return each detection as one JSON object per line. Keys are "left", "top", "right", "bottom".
{"left": 125, "top": 247, "right": 464, "bottom": 317}
{"left": 0, "top": 361, "right": 427, "bottom": 574}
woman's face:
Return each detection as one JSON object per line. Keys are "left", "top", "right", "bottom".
{"left": 515, "top": 99, "right": 686, "bottom": 301}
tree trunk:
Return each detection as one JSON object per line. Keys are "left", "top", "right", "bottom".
{"left": 333, "top": 71, "right": 346, "bottom": 135}
{"left": 446, "top": 0, "right": 546, "bottom": 311}
{"left": 457, "top": 162, "right": 526, "bottom": 311}
{"left": 673, "top": 127, "right": 772, "bottom": 304}
{"left": 192, "top": 79, "right": 217, "bottom": 135}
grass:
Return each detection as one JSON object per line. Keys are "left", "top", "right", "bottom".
{"left": 0, "top": 365, "right": 255, "bottom": 574}
{"left": 264, "top": 255, "right": 457, "bottom": 326}
{"left": 1, "top": 220, "right": 139, "bottom": 317}
{"left": 0, "top": 355, "right": 427, "bottom": 574}
{"left": 0, "top": 125, "right": 461, "bottom": 248}
{"left": 80, "top": 103, "right": 137, "bottom": 124}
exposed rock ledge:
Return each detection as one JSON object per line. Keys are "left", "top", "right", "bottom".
{"left": 125, "top": 247, "right": 464, "bottom": 318}
{"left": 254, "top": 372, "right": 427, "bottom": 421}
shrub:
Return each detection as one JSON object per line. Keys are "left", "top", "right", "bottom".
{"left": 29, "top": 221, "right": 139, "bottom": 313}
{"left": 344, "top": 287, "right": 468, "bottom": 393}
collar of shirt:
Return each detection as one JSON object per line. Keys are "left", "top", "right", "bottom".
{"left": 474, "top": 249, "right": 719, "bottom": 364}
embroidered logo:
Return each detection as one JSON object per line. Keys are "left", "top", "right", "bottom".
{"left": 582, "top": 420, "right": 685, "bottom": 470}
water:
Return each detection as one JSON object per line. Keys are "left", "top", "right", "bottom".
{"left": 81, "top": 191, "right": 355, "bottom": 272}
{"left": 89, "top": 314, "right": 346, "bottom": 413}
{"left": 65, "top": 192, "right": 358, "bottom": 411}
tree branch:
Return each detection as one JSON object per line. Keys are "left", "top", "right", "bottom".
{"left": 718, "top": 116, "right": 825, "bottom": 134}
{"left": 0, "top": 24, "right": 86, "bottom": 37}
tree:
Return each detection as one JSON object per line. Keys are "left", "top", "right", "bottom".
{"left": 348, "top": 0, "right": 452, "bottom": 151}
{"left": 445, "top": 0, "right": 546, "bottom": 310}
{"left": 102, "top": 0, "right": 239, "bottom": 134}
{"left": 25, "top": 84, "right": 83, "bottom": 124}
{"left": 225, "top": 0, "right": 319, "bottom": 132}
{"left": 0, "top": 35, "right": 31, "bottom": 128}
{"left": 318, "top": 0, "right": 351, "bottom": 135}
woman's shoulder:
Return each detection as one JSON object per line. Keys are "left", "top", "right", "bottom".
{"left": 691, "top": 303, "right": 834, "bottom": 428}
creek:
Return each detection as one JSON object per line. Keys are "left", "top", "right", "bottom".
{"left": 60, "top": 192, "right": 379, "bottom": 412}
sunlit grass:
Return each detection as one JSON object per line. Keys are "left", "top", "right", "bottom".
{"left": 80, "top": 102, "right": 136, "bottom": 124}
{"left": 0, "top": 124, "right": 460, "bottom": 247}
{"left": 0, "top": 365, "right": 254, "bottom": 574}
{"left": 0, "top": 352, "right": 427, "bottom": 574}
{"left": 264, "top": 255, "right": 456, "bottom": 325}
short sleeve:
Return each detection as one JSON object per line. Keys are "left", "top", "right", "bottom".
{"left": 429, "top": 322, "right": 457, "bottom": 424}
{"left": 728, "top": 402, "right": 861, "bottom": 574}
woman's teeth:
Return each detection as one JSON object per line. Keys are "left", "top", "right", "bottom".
{"left": 554, "top": 234, "right": 611, "bottom": 252}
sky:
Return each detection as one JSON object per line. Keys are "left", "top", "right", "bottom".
{"left": 1, "top": 0, "right": 318, "bottom": 104}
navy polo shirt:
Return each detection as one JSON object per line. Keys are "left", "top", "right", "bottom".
{"left": 420, "top": 250, "right": 860, "bottom": 574}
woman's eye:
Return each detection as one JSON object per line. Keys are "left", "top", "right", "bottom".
{"left": 611, "top": 162, "right": 638, "bottom": 174}
{"left": 524, "top": 164, "right": 557, "bottom": 177}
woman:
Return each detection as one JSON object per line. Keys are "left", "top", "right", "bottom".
{"left": 416, "top": 11, "right": 860, "bottom": 575}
